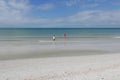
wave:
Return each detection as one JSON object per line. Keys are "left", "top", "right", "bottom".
{"left": 113, "top": 36, "right": 120, "bottom": 39}
{"left": 0, "top": 36, "right": 120, "bottom": 42}
{"left": 15, "top": 36, "right": 110, "bottom": 38}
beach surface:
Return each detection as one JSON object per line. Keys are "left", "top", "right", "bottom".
{"left": 0, "top": 28, "right": 120, "bottom": 80}
{"left": 0, "top": 52, "right": 120, "bottom": 80}
{"left": 0, "top": 32, "right": 120, "bottom": 80}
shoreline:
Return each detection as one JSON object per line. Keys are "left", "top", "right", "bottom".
{"left": 0, "top": 46, "right": 110, "bottom": 61}
{"left": 0, "top": 40, "right": 120, "bottom": 61}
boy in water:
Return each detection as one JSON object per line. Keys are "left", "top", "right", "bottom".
{"left": 52, "top": 35, "right": 55, "bottom": 41}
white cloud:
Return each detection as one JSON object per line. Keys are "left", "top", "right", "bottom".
{"left": 80, "top": 3, "right": 99, "bottom": 8}
{"left": 42, "top": 10, "right": 120, "bottom": 27}
{"left": 65, "top": 0, "right": 78, "bottom": 7}
{"left": 38, "top": 3, "right": 55, "bottom": 10}
{"left": 0, "top": 0, "right": 31, "bottom": 25}
{"left": 64, "top": 0, "right": 106, "bottom": 8}
{"left": 0, "top": 0, "right": 120, "bottom": 28}
{"left": 68, "top": 10, "right": 120, "bottom": 26}
{"left": 8, "top": 0, "right": 30, "bottom": 10}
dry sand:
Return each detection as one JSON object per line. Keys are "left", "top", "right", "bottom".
{"left": 0, "top": 53, "right": 120, "bottom": 80}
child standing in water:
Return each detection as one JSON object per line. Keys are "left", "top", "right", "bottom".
{"left": 64, "top": 33, "right": 67, "bottom": 39}
{"left": 52, "top": 35, "right": 55, "bottom": 41}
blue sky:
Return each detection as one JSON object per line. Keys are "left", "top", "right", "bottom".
{"left": 0, "top": 0, "right": 120, "bottom": 28}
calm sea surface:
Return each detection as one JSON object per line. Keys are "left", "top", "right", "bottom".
{"left": 0, "top": 28, "right": 120, "bottom": 41}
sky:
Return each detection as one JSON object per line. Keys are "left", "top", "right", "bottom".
{"left": 0, "top": 0, "right": 120, "bottom": 28}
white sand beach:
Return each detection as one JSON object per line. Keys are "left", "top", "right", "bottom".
{"left": 0, "top": 39, "right": 120, "bottom": 80}
{"left": 0, "top": 52, "right": 120, "bottom": 80}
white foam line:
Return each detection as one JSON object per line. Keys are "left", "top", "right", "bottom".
{"left": 38, "top": 40, "right": 81, "bottom": 43}
{"left": 114, "top": 36, "right": 120, "bottom": 38}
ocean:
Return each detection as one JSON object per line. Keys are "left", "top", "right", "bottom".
{"left": 0, "top": 28, "right": 120, "bottom": 60}
{"left": 0, "top": 28, "right": 120, "bottom": 41}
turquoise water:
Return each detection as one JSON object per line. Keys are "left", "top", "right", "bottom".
{"left": 0, "top": 28, "right": 120, "bottom": 41}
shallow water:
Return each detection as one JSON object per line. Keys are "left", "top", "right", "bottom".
{"left": 0, "top": 28, "right": 120, "bottom": 60}
{"left": 0, "top": 38, "right": 120, "bottom": 60}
